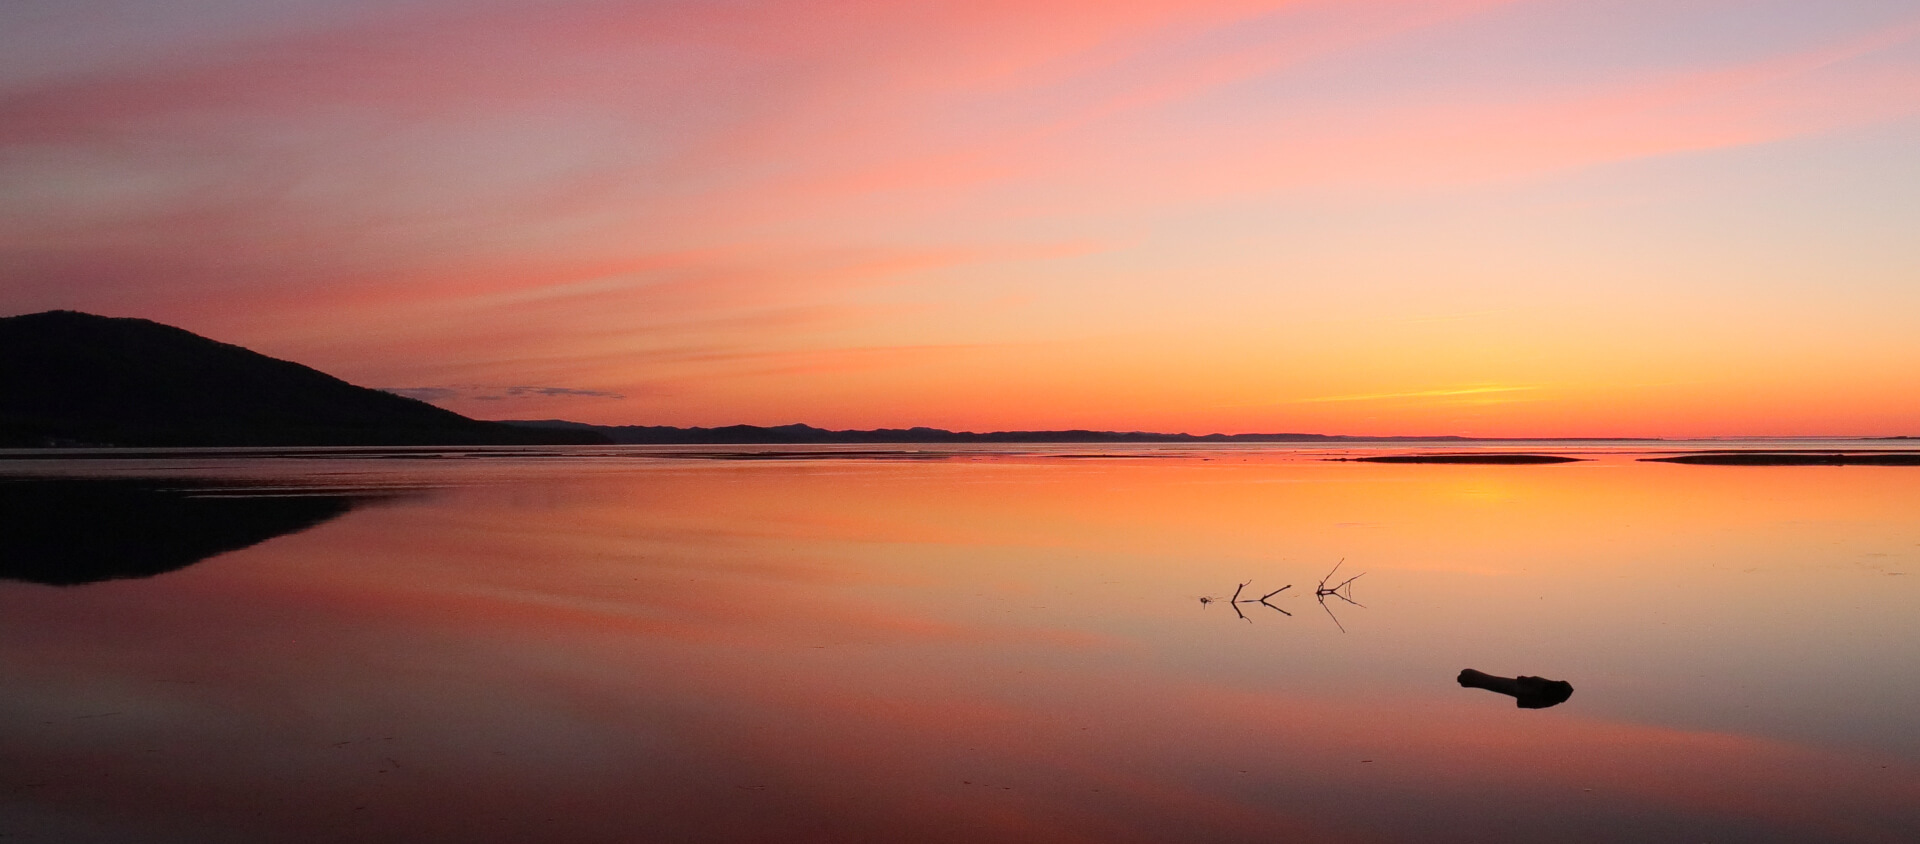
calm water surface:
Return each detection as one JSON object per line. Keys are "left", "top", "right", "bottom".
{"left": 2, "top": 445, "right": 1917, "bottom": 842}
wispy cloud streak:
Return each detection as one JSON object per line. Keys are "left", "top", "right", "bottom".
{"left": 1289, "top": 385, "right": 1539, "bottom": 404}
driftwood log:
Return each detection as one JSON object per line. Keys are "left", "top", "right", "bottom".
{"left": 1457, "top": 669, "right": 1574, "bottom": 709}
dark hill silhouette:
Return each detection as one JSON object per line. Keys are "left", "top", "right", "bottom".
{"left": 0, "top": 311, "right": 607, "bottom": 447}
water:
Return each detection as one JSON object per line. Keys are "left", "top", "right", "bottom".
{"left": 3, "top": 445, "right": 1917, "bottom": 842}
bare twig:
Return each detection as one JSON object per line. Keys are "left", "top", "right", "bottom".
{"left": 1210, "top": 579, "right": 1290, "bottom": 621}
{"left": 1314, "top": 559, "right": 1366, "bottom": 631}
{"left": 1323, "top": 589, "right": 1365, "bottom": 608}
{"left": 1235, "top": 581, "right": 1281, "bottom": 604}
{"left": 1316, "top": 559, "right": 1364, "bottom": 598}
{"left": 1258, "top": 584, "right": 1292, "bottom": 615}
{"left": 1316, "top": 559, "right": 1345, "bottom": 592}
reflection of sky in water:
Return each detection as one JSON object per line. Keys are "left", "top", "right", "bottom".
{"left": 2, "top": 449, "right": 1917, "bottom": 842}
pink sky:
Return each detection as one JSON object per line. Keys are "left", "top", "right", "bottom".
{"left": 3, "top": 0, "right": 1918, "bottom": 435}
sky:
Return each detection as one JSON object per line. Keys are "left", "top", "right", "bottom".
{"left": 3, "top": 0, "right": 1918, "bottom": 437}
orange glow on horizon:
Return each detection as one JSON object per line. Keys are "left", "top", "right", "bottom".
{"left": 3, "top": 1, "right": 1917, "bottom": 435}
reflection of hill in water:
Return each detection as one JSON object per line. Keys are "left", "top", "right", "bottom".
{"left": 0, "top": 478, "right": 375, "bottom": 586}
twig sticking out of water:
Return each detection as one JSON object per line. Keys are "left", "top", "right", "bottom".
{"left": 1314, "top": 559, "right": 1365, "bottom": 632}
{"left": 1316, "top": 559, "right": 1365, "bottom": 599}
{"left": 1226, "top": 579, "right": 1292, "bottom": 619}
{"left": 1226, "top": 580, "right": 1257, "bottom": 621}
{"left": 1239, "top": 583, "right": 1292, "bottom": 616}
{"left": 1200, "top": 579, "right": 1293, "bottom": 621}
{"left": 1258, "top": 584, "right": 1292, "bottom": 616}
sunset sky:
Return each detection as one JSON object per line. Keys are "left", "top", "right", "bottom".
{"left": 3, "top": 0, "right": 1917, "bottom": 436}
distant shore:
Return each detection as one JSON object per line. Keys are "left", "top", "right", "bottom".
{"left": 497, "top": 420, "right": 1680, "bottom": 446}
{"left": 1336, "top": 454, "right": 1585, "bottom": 464}
{"left": 1643, "top": 453, "right": 1920, "bottom": 466}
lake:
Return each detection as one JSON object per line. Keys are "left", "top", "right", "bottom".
{"left": 3, "top": 444, "right": 1917, "bottom": 843}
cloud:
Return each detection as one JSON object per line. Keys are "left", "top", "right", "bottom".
{"left": 382, "top": 386, "right": 458, "bottom": 402}
{"left": 502, "top": 385, "right": 624, "bottom": 399}
{"left": 1295, "top": 385, "right": 1540, "bottom": 404}
{"left": 7, "top": 1, "right": 1920, "bottom": 435}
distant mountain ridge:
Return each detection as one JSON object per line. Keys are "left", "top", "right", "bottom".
{"left": 1, "top": 311, "right": 1693, "bottom": 449}
{"left": 501, "top": 419, "right": 1647, "bottom": 445}
{"left": 0, "top": 311, "right": 606, "bottom": 447}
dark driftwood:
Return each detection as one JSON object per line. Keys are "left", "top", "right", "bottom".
{"left": 1457, "top": 669, "right": 1574, "bottom": 709}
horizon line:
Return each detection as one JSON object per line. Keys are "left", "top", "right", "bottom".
{"left": 489, "top": 419, "right": 1915, "bottom": 442}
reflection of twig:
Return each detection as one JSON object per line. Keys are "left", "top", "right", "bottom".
{"left": 1317, "top": 594, "right": 1347, "bottom": 633}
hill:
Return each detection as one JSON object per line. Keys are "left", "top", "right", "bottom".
{"left": 0, "top": 311, "right": 607, "bottom": 447}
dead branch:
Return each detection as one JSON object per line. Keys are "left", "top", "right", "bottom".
{"left": 1322, "top": 589, "right": 1365, "bottom": 608}
{"left": 1315, "top": 558, "right": 1345, "bottom": 592}
{"left": 1210, "top": 579, "right": 1291, "bottom": 621}
{"left": 1315, "top": 559, "right": 1364, "bottom": 598}
{"left": 1323, "top": 573, "right": 1364, "bottom": 594}
{"left": 1257, "top": 584, "right": 1292, "bottom": 615}
{"left": 1314, "top": 559, "right": 1366, "bottom": 631}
